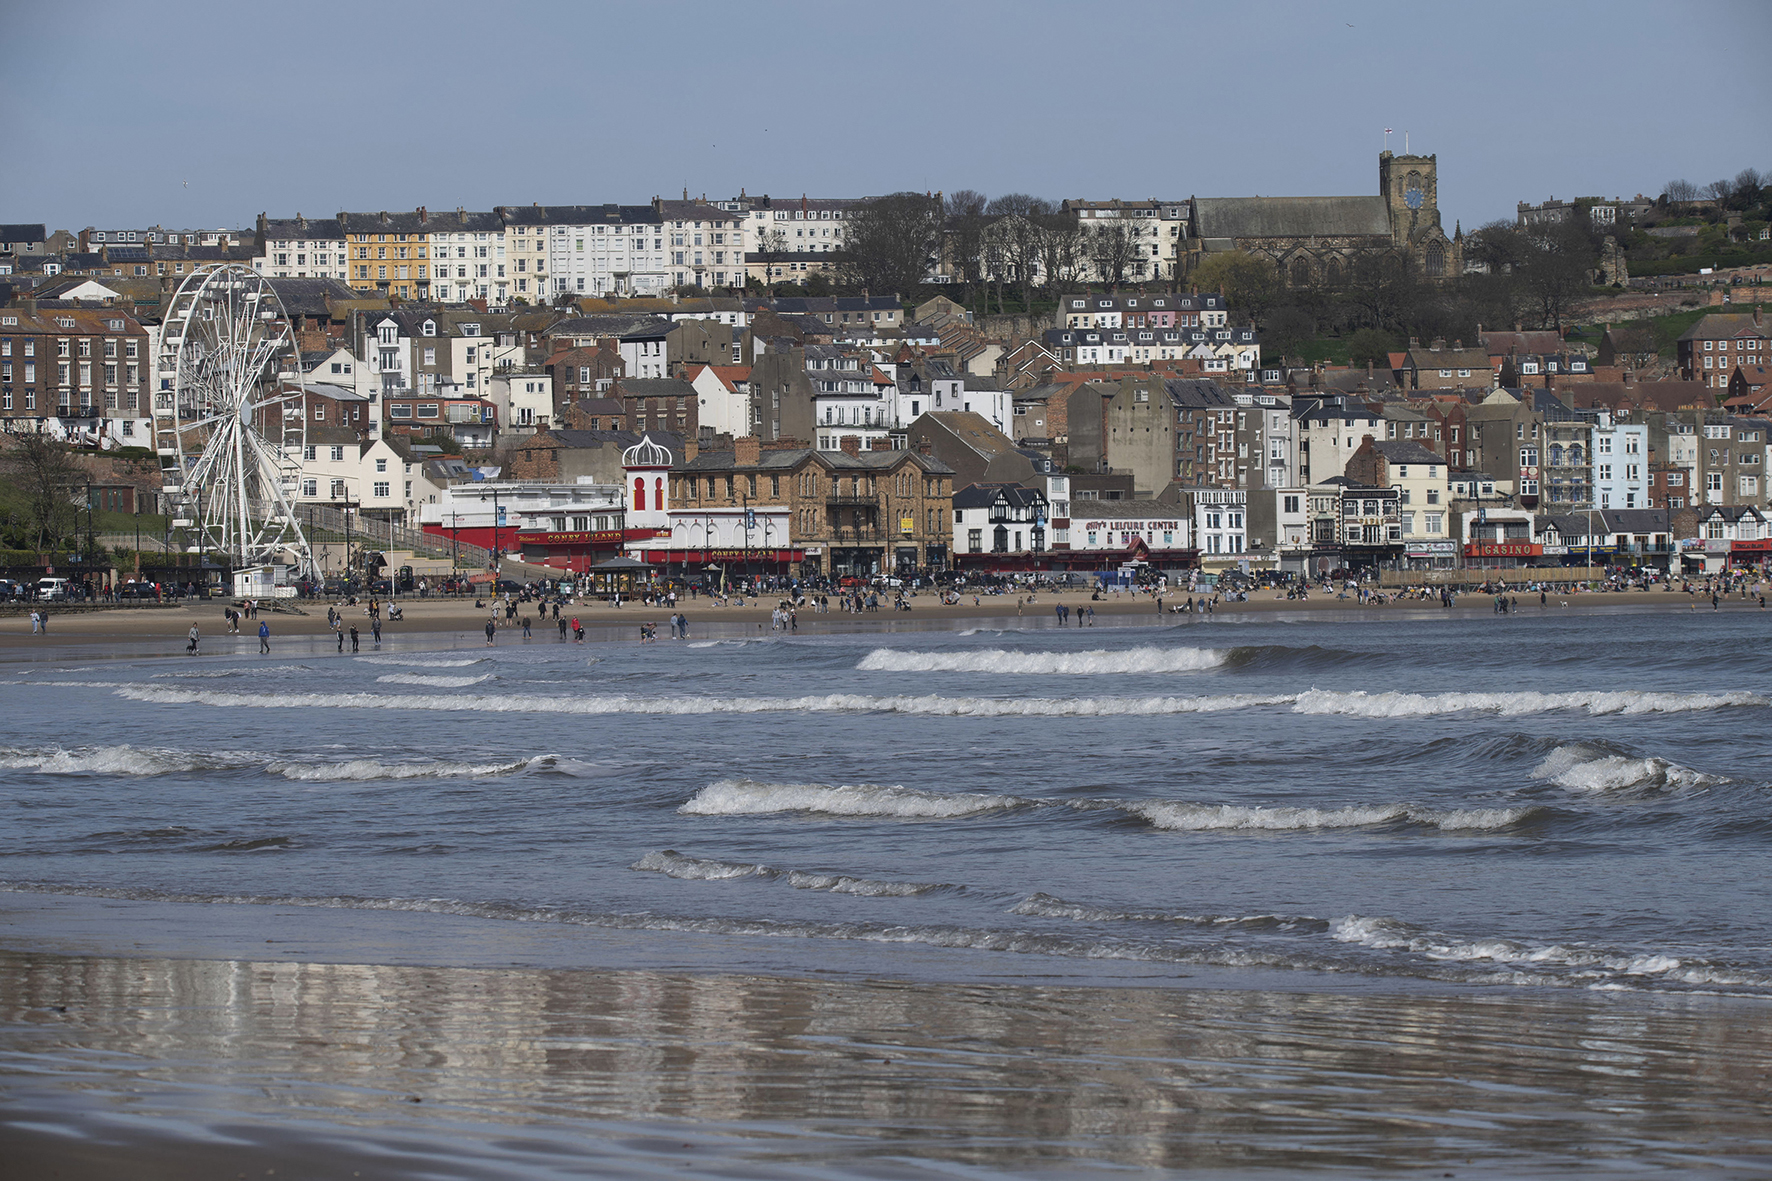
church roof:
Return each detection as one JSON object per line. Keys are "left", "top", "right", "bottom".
{"left": 1193, "top": 196, "right": 1391, "bottom": 240}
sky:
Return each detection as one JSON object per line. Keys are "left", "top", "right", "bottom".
{"left": 3, "top": 0, "right": 1768, "bottom": 237}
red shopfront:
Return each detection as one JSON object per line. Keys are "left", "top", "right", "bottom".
{"left": 1463, "top": 541, "right": 1543, "bottom": 568}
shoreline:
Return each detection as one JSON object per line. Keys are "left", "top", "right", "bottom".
{"left": 1, "top": 584, "right": 1762, "bottom": 654}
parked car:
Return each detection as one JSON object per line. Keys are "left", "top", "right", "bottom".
{"left": 116, "top": 582, "right": 158, "bottom": 600}
{"left": 0, "top": 579, "right": 24, "bottom": 601}
{"left": 37, "top": 577, "right": 70, "bottom": 601}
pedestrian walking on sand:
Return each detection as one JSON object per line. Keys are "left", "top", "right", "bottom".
{"left": 572, "top": 616, "right": 584, "bottom": 643}
{"left": 186, "top": 624, "right": 200, "bottom": 656}
{"left": 371, "top": 616, "right": 381, "bottom": 644}
{"left": 521, "top": 616, "right": 532, "bottom": 638}
{"left": 558, "top": 616, "right": 568, "bottom": 640}
{"left": 258, "top": 620, "right": 270, "bottom": 653}
{"left": 349, "top": 625, "right": 360, "bottom": 652}
{"left": 29, "top": 610, "right": 41, "bottom": 634}
{"left": 485, "top": 619, "right": 496, "bottom": 645}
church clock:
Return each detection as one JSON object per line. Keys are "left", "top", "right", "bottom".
{"left": 1405, "top": 185, "right": 1424, "bottom": 211}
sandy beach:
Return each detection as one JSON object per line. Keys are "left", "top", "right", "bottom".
{"left": 1, "top": 583, "right": 1760, "bottom": 651}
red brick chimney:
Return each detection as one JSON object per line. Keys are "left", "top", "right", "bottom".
{"left": 734, "top": 435, "right": 761, "bottom": 466}
{"left": 839, "top": 435, "right": 862, "bottom": 457}
{"left": 684, "top": 439, "right": 699, "bottom": 462}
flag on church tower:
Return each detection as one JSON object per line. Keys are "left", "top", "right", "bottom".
{"left": 1384, "top": 128, "right": 1393, "bottom": 134}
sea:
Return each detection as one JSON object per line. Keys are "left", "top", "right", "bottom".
{"left": 2, "top": 605, "right": 1771, "bottom": 1177}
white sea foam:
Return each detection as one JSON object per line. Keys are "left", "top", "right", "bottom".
{"left": 0, "top": 744, "right": 258, "bottom": 776}
{"left": 267, "top": 754, "right": 546, "bottom": 781}
{"left": 1122, "top": 800, "right": 1533, "bottom": 832}
{"left": 1011, "top": 892, "right": 1327, "bottom": 930}
{"left": 359, "top": 656, "right": 485, "bottom": 668}
{"left": 98, "top": 681, "right": 1766, "bottom": 720}
{"left": 630, "top": 850, "right": 775, "bottom": 880}
{"left": 374, "top": 672, "right": 495, "bottom": 688}
{"left": 108, "top": 685, "right": 1294, "bottom": 717}
{"left": 1532, "top": 744, "right": 1721, "bottom": 793}
{"left": 1293, "top": 688, "right": 1764, "bottom": 717}
{"left": 856, "top": 646, "right": 1226, "bottom": 675}
{"left": 1331, "top": 915, "right": 1771, "bottom": 988}
{"left": 785, "top": 871, "right": 945, "bottom": 896}
{"left": 681, "top": 778, "right": 1030, "bottom": 818}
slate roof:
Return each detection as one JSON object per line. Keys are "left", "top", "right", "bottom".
{"left": 266, "top": 277, "right": 361, "bottom": 316}
{"left": 615, "top": 377, "right": 694, "bottom": 397}
{"left": 1370, "top": 440, "right": 1442, "bottom": 465}
{"left": 338, "top": 209, "right": 504, "bottom": 236}
{"left": 1677, "top": 313, "right": 1769, "bottom": 342}
{"left": 1164, "top": 378, "right": 1237, "bottom": 408}
{"left": 1068, "top": 499, "right": 1189, "bottom": 520}
{"left": 260, "top": 217, "right": 346, "bottom": 242}
{"left": 1, "top": 224, "right": 47, "bottom": 244}
{"left": 496, "top": 205, "right": 663, "bottom": 226}
{"left": 1193, "top": 196, "right": 1392, "bottom": 240}
{"left": 547, "top": 315, "right": 673, "bottom": 338}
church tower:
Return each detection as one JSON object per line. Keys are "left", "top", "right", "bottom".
{"left": 1380, "top": 150, "right": 1457, "bottom": 278}
{"left": 1380, "top": 150, "right": 1441, "bottom": 248}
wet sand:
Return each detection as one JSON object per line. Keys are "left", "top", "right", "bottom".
{"left": 4, "top": 902, "right": 1770, "bottom": 1181}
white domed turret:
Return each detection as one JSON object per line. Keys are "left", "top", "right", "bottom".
{"left": 622, "top": 431, "right": 674, "bottom": 529}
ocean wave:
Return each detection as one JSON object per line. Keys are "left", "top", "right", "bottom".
{"left": 1332, "top": 915, "right": 1771, "bottom": 988}
{"left": 631, "top": 849, "right": 949, "bottom": 896}
{"left": 631, "top": 849, "right": 775, "bottom": 880}
{"left": 267, "top": 754, "right": 548, "bottom": 781}
{"left": 108, "top": 685, "right": 1295, "bottom": 717}
{"left": 374, "top": 672, "right": 495, "bottom": 688}
{"left": 785, "top": 871, "right": 948, "bottom": 896}
{"left": 194, "top": 836, "right": 294, "bottom": 852}
{"left": 681, "top": 778, "right": 1029, "bottom": 818}
{"left": 99, "top": 682, "right": 1767, "bottom": 721}
{"left": 1532, "top": 743, "right": 1721, "bottom": 793}
{"left": 1292, "top": 688, "right": 1764, "bottom": 717}
{"left": 1011, "top": 892, "right": 1329, "bottom": 931}
{"left": 856, "top": 646, "right": 1228, "bottom": 675}
{"left": 682, "top": 778, "right": 1532, "bottom": 834}
{"left": 1118, "top": 800, "right": 1534, "bottom": 832}
{"left": 0, "top": 744, "right": 259, "bottom": 776}
{"left": 6, "top": 882, "right": 1764, "bottom": 994}
{"left": 358, "top": 656, "right": 486, "bottom": 668}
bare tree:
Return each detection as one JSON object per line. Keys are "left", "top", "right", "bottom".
{"left": 944, "top": 189, "right": 988, "bottom": 293}
{"left": 1662, "top": 179, "right": 1699, "bottom": 206}
{"left": 842, "top": 192, "right": 944, "bottom": 294}
{"left": 0, "top": 433, "right": 82, "bottom": 553}
{"left": 1087, "top": 220, "right": 1136, "bottom": 287}
{"left": 985, "top": 195, "right": 1053, "bottom": 309}
{"left": 1036, "top": 211, "right": 1085, "bottom": 295}
{"left": 1702, "top": 178, "right": 1733, "bottom": 203}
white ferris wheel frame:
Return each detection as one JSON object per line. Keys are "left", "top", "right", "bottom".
{"left": 151, "top": 263, "right": 317, "bottom": 579}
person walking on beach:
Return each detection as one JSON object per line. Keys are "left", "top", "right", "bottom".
{"left": 521, "top": 616, "right": 532, "bottom": 638}
{"left": 349, "top": 625, "right": 360, "bottom": 652}
{"left": 485, "top": 618, "right": 496, "bottom": 645}
{"left": 371, "top": 616, "right": 382, "bottom": 645}
{"left": 186, "top": 624, "right": 200, "bottom": 656}
{"left": 572, "top": 616, "right": 584, "bottom": 643}
{"left": 29, "top": 609, "right": 41, "bottom": 634}
{"left": 558, "top": 615, "right": 569, "bottom": 640}
{"left": 258, "top": 620, "right": 270, "bottom": 654}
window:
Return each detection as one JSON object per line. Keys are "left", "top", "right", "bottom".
{"left": 375, "top": 458, "right": 387, "bottom": 473}
{"left": 389, "top": 405, "right": 412, "bottom": 419}
{"left": 302, "top": 479, "right": 317, "bottom": 497}
{"left": 374, "top": 482, "right": 391, "bottom": 498}
{"left": 329, "top": 445, "right": 345, "bottom": 461}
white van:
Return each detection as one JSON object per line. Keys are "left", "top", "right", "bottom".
{"left": 36, "top": 577, "right": 70, "bottom": 600}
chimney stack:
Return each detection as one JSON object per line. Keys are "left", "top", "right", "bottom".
{"left": 839, "top": 435, "right": 862, "bottom": 457}
{"left": 684, "top": 439, "right": 699, "bottom": 462}
{"left": 734, "top": 435, "right": 761, "bottom": 466}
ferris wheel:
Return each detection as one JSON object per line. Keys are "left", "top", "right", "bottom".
{"left": 152, "top": 264, "right": 316, "bottom": 578}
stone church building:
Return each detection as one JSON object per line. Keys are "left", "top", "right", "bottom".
{"left": 1182, "top": 151, "right": 1462, "bottom": 283}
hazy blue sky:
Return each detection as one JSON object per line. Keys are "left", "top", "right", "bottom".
{"left": 4, "top": 0, "right": 1768, "bottom": 235}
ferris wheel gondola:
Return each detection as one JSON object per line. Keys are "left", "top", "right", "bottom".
{"left": 151, "top": 264, "right": 316, "bottom": 581}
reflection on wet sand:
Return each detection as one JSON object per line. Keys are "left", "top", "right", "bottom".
{"left": 3, "top": 950, "right": 1771, "bottom": 1177}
